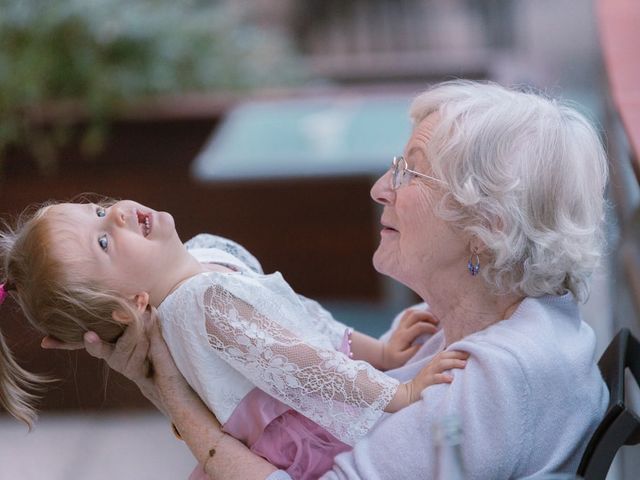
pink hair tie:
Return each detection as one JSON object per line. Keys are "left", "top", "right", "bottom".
{"left": 0, "top": 280, "right": 15, "bottom": 303}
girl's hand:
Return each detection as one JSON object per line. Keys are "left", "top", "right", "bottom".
{"left": 408, "top": 350, "right": 469, "bottom": 399}
{"left": 386, "top": 350, "right": 469, "bottom": 412}
{"left": 382, "top": 308, "right": 440, "bottom": 370}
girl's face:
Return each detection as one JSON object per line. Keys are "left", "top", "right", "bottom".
{"left": 47, "top": 200, "right": 187, "bottom": 303}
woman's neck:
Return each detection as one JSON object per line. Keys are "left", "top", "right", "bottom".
{"left": 419, "top": 282, "right": 524, "bottom": 348}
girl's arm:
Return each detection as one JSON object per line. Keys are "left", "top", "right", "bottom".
{"left": 199, "top": 278, "right": 463, "bottom": 440}
{"left": 200, "top": 279, "right": 401, "bottom": 445}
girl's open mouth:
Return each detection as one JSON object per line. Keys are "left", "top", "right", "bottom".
{"left": 137, "top": 210, "right": 152, "bottom": 237}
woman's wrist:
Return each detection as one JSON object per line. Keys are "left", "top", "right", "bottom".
{"left": 137, "top": 379, "right": 168, "bottom": 414}
{"left": 203, "top": 433, "right": 278, "bottom": 480}
{"left": 163, "top": 384, "right": 277, "bottom": 478}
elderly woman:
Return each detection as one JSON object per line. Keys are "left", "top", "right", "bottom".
{"left": 45, "top": 80, "right": 609, "bottom": 479}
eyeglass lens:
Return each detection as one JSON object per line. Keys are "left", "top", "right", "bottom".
{"left": 391, "top": 156, "right": 405, "bottom": 190}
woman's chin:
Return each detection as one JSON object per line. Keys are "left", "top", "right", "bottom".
{"left": 372, "top": 250, "right": 394, "bottom": 277}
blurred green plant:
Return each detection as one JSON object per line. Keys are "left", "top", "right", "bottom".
{"left": 0, "top": 0, "right": 306, "bottom": 173}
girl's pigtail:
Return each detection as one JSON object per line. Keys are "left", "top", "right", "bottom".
{"left": 0, "top": 213, "right": 54, "bottom": 428}
{"left": 0, "top": 323, "right": 43, "bottom": 429}
{"left": 0, "top": 283, "right": 45, "bottom": 428}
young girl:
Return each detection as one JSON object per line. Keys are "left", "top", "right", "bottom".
{"left": 0, "top": 198, "right": 468, "bottom": 479}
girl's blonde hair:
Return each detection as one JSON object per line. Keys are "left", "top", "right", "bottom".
{"left": 0, "top": 199, "right": 141, "bottom": 427}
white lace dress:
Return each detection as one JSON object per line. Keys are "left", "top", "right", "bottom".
{"left": 158, "top": 235, "right": 399, "bottom": 478}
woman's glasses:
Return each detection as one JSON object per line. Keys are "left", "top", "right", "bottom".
{"left": 390, "top": 156, "right": 444, "bottom": 190}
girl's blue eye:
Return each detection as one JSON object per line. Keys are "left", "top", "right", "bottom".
{"left": 98, "top": 234, "right": 108, "bottom": 251}
{"left": 97, "top": 207, "right": 106, "bottom": 218}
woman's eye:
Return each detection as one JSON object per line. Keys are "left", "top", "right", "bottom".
{"left": 98, "top": 234, "right": 109, "bottom": 251}
{"left": 96, "top": 207, "right": 106, "bottom": 218}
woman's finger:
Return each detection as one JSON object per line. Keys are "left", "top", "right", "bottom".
{"left": 113, "top": 320, "right": 143, "bottom": 356}
{"left": 83, "top": 331, "right": 114, "bottom": 360}
{"left": 109, "top": 323, "right": 148, "bottom": 376}
{"left": 147, "top": 313, "right": 167, "bottom": 351}
{"left": 148, "top": 326, "right": 183, "bottom": 380}
{"left": 144, "top": 308, "right": 159, "bottom": 335}
{"left": 40, "top": 336, "right": 83, "bottom": 351}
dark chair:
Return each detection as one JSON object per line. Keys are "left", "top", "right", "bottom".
{"left": 577, "top": 328, "right": 640, "bottom": 480}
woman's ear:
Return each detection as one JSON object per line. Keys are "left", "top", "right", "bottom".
{"left": 112, "top": 292, "right": 150, "bottom": 324}
{"left": 469, "top": 237, "right": 488, "bottom": 256}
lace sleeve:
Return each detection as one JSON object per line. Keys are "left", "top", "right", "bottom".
{"left": 202, "top": 274, "right": 399, "bottom": 445}
{"left": 296, "top": 294, "right": 349, "bottom": 350}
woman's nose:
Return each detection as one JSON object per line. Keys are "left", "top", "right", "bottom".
{"left": 370, "top": 169, "right": 395, "bottom": 206}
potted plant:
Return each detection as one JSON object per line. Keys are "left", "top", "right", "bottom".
{"left": 0, "top": 0, "right": 306, "bottom": 174}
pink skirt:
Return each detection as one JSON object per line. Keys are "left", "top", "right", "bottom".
{"left": 188, "top": 388, "right": 351, "bottom": 480}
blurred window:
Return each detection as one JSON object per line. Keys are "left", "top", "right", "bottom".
{"left": 192, "top": 94, "right": 412, "bottom": 181}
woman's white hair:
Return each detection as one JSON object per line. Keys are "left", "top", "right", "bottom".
{"left": 410, "top": 80, "right": 608, "bottom": 302}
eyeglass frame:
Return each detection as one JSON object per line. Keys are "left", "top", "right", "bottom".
{"left": 390, "top": 155, "right": 445, "bottom": 190}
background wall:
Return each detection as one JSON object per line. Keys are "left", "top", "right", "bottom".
{"left": 0, "top": 1, "right": 625, "bottom": 478}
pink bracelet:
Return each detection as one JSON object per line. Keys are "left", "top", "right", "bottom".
{"left": 341, "top": 328, "right": 354, "bottom": 358}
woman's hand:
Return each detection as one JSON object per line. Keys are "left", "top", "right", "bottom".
{"left": 145, "top": 309, "right": 192, "bottom": 399}
{"left": 41, "top": 308, "right": 165, "bottom": 413}
{"left": 382, "top": 308, "right": 440, "bottom": 370}
{"left": 43, "top": 310, "right": 277, "bottom": 479}
{"left": 143, "top": 313, "right": 278, "bottom": 479}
